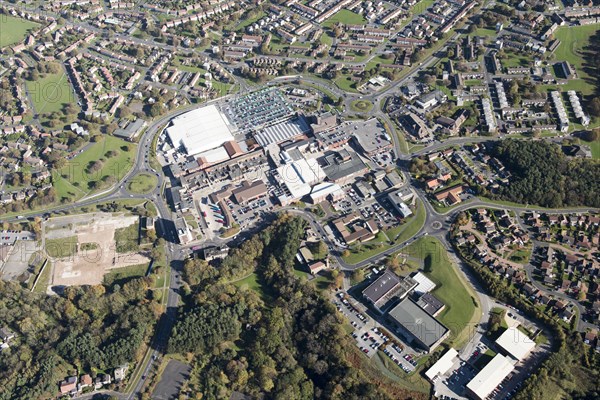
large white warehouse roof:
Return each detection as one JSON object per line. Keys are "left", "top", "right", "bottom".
{"left": 495, "top": 327, "right": 535, "bottom": 361}
{"left": 166, "top": 105, "right": 234, "bottom": 156}
{"left": 467, "top": 354, "right": 514, "bottom": 400}
{"left": 425, "top": 348, "right": 458, "bottom": 381}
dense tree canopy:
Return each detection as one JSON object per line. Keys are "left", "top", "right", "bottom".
{"left": 488, "top": 140, "right": 600, "bottom": 208}
{"left": 0, "top": 279, "right": 159, "bottom": 400}
{"left": 169, "top": 215, "right": 425, "bottom": 400}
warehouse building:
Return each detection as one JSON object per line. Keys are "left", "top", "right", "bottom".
{"left": 362, "top": 270, "right": 417, "bottom": 312}
{"left": 309, "top": 182, "right": 345, "bottom": 204}
{"left": 275, "top": 158, "right": 325, "bottom": 206}
{"left": 320, "top": 149, "right": 368, "bottom": 184}
{"left": 495, "top": 327, "right": 536, "bottom": 361}
{"left": 387, "top": 298, "right": 450, "bottom": 352}
{"left": 466, "top": 354, "right": 515, "bottom": 400}
{"left": 166, "top": 105, "right": 235, "bottom": 156}
{"left": 411, "top": 272, "right": 436, "bottom": 295}
{"left": 254, "top": 116, "right": 311, "bottom": 147}
{"left": 416, "top": 293, "right": 445, "bottom": 317}
{"left": 425, "top": 348, "right": 458, "bottom": 382}
{"left": 232, "top": 180, "right": 268, "bottom": 204}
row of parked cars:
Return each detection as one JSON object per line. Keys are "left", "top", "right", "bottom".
{"left": 383, "top": 348, "right": 412, "bottom": 373}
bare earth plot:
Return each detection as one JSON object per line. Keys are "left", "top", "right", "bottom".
{"left": 44, "top": 212, "right": 149, "bottom": 291}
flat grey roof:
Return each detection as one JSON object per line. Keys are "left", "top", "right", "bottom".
{"left": 388, "top": 298, "right": 449, "bottom": 348}
{"left": 417, "top": 292, "right": 444, "bottom": 316}
{"left": 320, "top": 150, "right": 366, "bottom": 182}
{"left": 363, "top": 270, "right": 401, "bottom": 305}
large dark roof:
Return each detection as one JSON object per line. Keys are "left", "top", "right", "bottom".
{"left": 388, "top": 298, "right": 448, "bottom": 348}
{"left": 363, "top": 270, "right": 401, "bottom": 305}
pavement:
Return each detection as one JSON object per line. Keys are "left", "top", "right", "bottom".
{"left": 151, "top": 360, "right": 192, "bottom": 400}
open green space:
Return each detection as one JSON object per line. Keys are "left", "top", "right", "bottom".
{"left": 350, "top": 99, "right": 374, "bottom": 112}
{"left": 365, "top": 55, "right": 395, "bottom": 70}
{"left": 0, "top": 15, "right": 40, "bottom": 48}
{"left": 501, "top": 54, "right": 533, "bottom": 68}
{"left": 553, "top": 23, "right": 600, "bottom": 95}
{"left": 114, "top": 222, "right": 139, "bottom": 253}
{"left": 45, "top": 236, "right": 78, "bottom": 259}
{"left": 235, "top": 11, "right": 265, "bottom": 31}
{"left": 473, "top": 27, "right": 496, "bottom": 37}
{"left": 32, "top": 261, "right": 52, "bottom": 293}
{"left": 26, "top": 67, "right": 75, "bottom": 114}
{"left": 580, "top": 138, "right": 600, "bottom": 159}
{"left": 508, "top": 247, "right": 532, "bottom": 264}
{"left": 103, "top": 263, "right": 148, "bottom": 286}
{"left": 127, "top": 173, "right": 158, "bottom": 194}
{"left": 323, "top": 9, "right": 367, "bottom": 27}
{"left": 385, "top": 200, "right": 425, "bottom": 243}
{"left": 232, "top": 272, "right": 272, "bottom": 302}
{"left": 55, "top": 135, "right": 136, "bottom": 200}
{"left": 334, "top": 75, "right": 359, "bottom": 92}
{"left": 412, "top": 0, "right": 434, "bottom": 14}
{"left": 554, "top": 23, "right": 599, "bottom": 71}
{"left": 342, "top": 231, "right": 392, "bottom": 264}
{"left": 403, "top": 237, "right": 479, "bottom": 346}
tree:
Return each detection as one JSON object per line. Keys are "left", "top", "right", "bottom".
{"left": 581, "top": 128, "right": 600, "bottom": 142}
{"left": 351, "top": 268, "right": 365, "bottom": 283}
{"left": 148, "top": 103, "right": 162, "bottom": 118}
{"left": 588, "top": 97, "right": 600, "bottom": 117}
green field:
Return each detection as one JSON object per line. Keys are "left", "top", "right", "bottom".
{"left": 342, "top": 231, "right": 392, "bottom": 264}
{"left": 235, "top": 11, "right": 265, "bottom": 31}
{"left": 553, "top": 23, "right": 600, "bottom": 95}
{"left": 350, "top": 99, "right": 374, "bottom": 112}
{"left": 473, "top": 28, "right": 497, "bottom": 37}
{"left": 127, "top": 173, "right": 158, "bottom": 194}
{"left": 26, "top": 68, "right": 76, "bottom": 114}
{"left": 54, "top": 135, "right": 136, "bottom": 200}
{"left": 334, "top": 75, "right": 359, "bottom": 92}
{"left": 323, "top": 10, "right": 367, "bottom": 27}
{"left": 114, "top": 222, "right": 139, "bottom": 253}
{"left": 365, "top": 55, "right": 395, "bottom": 70}
{"left": 0, "top": 15, "right": 40, "bottom": 48}
{"left": 385, "top": 200, "right": 426, "bottom": 244}
{"left": 232, "top": 273, "right": 271, "bottom": 302}
{"left": 403, "top": 237, "right": 479, "bottom": 346}
{"left": 45, "top": 236, "right": 78, "bottom": 259}
{"left": 104, "top": 263, "right": 148, "bottom": 286}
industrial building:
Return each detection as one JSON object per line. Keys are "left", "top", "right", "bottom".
{"left": 350, "top": 118, "right": 393, "bottom": 155}
{"left": 320, "top": 149, "right": 368, "bottom": 184}
{"left": 362, "top": 270, "right": 417, "bottom": 312}
{"left": 416, "top": 293, "right": 445, "bottom": 317}
{"left": 411, "top": 272, "right": 436, "bottom": 294}
{"left": 495, "top": 327, "right": 536, "bottom": 361}
{"left": 308, "top": 182, "right": 344, "bottom": 204}
{"left": 387, "top": 298, "right": 450, "bottom": 352}
{"left": 425, "top": 348, "right": 458, "bottom": 382}
{"left": 275, "top": 158, "right": 325, "bottom": 205}
{"left": 466, "top": 354, "right": 515, "bottom": 400}
{"left": 388, "top": 189, "right": 413, "bottom": 218}
{"left": 166, "top": 105, "right": 235, "bottom": 156}
{"left": 232, "top": 180, "right": 268, "bottom": 204}
{"left": 254, "top": 116, "right": 311, "bottom": 147}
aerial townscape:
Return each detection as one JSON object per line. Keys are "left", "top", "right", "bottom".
{"left": 0, "top": 0, "right": 600, "bottom": 399}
